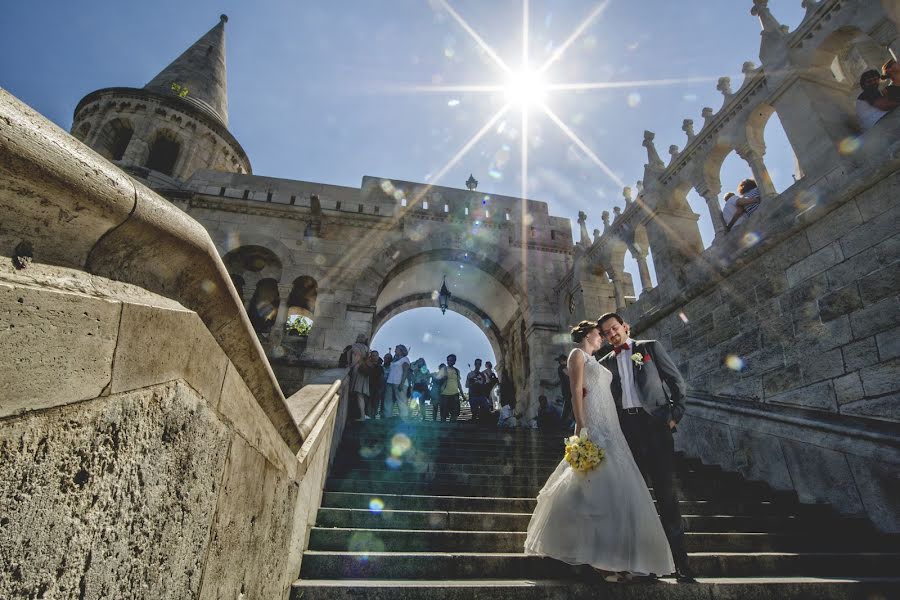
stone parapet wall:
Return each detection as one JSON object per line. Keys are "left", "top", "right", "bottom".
{"left": 676, "top": 395, "right": 900, "bottom": 532}
{"left": 0, "top": 88, "right": 342, "bottom": 598}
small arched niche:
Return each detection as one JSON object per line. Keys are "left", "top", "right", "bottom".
{"left": 146, "top": 130, "right": 181, "bottom": 176}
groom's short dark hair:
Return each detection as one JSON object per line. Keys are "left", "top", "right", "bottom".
{"left": 597, "top": 312, "right": 625, "bottom": 329}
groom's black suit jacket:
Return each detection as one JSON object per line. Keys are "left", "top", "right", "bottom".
{"left": 598, "top": 340, "right": 687, "bottom": 424}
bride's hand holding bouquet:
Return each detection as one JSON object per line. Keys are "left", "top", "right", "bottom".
{"left": 565, "top": 427, "right": 605, "bottom": 473}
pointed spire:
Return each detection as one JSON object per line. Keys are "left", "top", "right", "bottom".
{"left": 144, "top": 15, "right": 230, "bottom": 126}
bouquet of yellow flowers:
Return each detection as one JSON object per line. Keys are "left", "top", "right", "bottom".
{"left": 564, "top": 430, "right": 605, "bottom": 472}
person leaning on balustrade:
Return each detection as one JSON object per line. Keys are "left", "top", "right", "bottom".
{"left": 723, "top": 180, "right": 761, "bottom": 232}
{"left": 857, "top": 69, "right": 899, "bottom": 131}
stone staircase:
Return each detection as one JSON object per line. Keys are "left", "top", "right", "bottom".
{"left": 293, "top": 420, "right": 900, "bottom": 599}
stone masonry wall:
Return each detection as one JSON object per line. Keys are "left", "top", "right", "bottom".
{"left": 0, "top": 264, "right": 332, "bottom": 598}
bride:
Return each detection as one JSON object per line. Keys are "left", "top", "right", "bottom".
{"left": 524, "top": 320, "right": 675, "bottom": 581}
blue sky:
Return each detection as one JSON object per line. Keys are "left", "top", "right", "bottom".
{"left": 1, "top": 1, "right": 807, "bottom": 371}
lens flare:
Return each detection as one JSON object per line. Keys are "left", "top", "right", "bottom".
{"left": 741, "top": 231, "right": 761, "bottom": 248}
{"left": 390, "top": 433, "right": 412, "bottom": 457}
{"left": 838, "top": 136, "right": 861, "bottom": 155}
{"left": 678, "top": 312, "right": 689, "bottom": 323}
{"left": 368, "top": 498, "right": 385, "bottom": 513}
{"left": 385, "top": 456, "right": 403, "bottom": 469}
{"left": 626, "top": 92, "right": 641, "bottom": 108}
{"left": 725, "top": 354, "right": 745, "bottom": 372}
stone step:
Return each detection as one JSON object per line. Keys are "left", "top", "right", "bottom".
{"left": 291, "top": 577, "right": 900, "bottom": 600}
{"left": 313, "top": 507, "right": 834, "bottom": 533}
{"left": 319, "top": 492, "right": 813, "bottom": 517}
{"left": 331, "top": 456, "right": 567, "bottom": 475}
{"left": 299, "top": 551, "right": 900, "bottom": 580}
{"left": 323, "top": 478, "right": 784, "bottom": 501}
{"left": 325, "top": 469, "right": 773, "bottom": 495}
{"left": 307, "top": 528, "right": 900, "bottom": 553}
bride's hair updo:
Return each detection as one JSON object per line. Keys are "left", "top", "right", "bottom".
{"left": 570, "top": 320, "right": 599, "bottom": 343}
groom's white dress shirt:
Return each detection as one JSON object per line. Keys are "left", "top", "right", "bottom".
{"left": 616, "top": 338, "right": 644, "bottom": 410}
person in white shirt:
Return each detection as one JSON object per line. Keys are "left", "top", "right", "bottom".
{"left": 384, "top": 344, "right": 410, "bottom": 419}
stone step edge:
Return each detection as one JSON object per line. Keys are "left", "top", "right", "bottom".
{"left": 294, "top": 576, "right": 900, "bottom": 587}
{"left": 309, "top": 527, "right": 831, "bottom": 539}
{"left": 303, "top": 550, "right": 900, "bottom": 558}
{"left": 317, "top": 507, "right": 797, "bottom": 519}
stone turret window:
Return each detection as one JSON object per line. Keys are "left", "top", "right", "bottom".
{"left": 242, "top": 190, "right": 250, "bottom": 199}
{"left": 266, "top": 192, "right": 273, "bottom": 202}
{"left": 146, "top": 131, "right": 180, "bottom": 176}
{"left": 95, "top": 118, "right": 134, "bottom": 161}
{"left": 290, "top": 195, "right": 296, "bottom": 205}
{"left": 551, "top": 230, "right": 556, "bottom": 240}
{"left": 219, "top": 187, "right": 226, "bottom": 196}
{"left": 358, "top": 204, "right": 364, "bottom": 213}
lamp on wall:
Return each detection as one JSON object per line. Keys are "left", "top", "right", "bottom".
{"left": 438, "top": 276, "right": 451, "bottom": 315}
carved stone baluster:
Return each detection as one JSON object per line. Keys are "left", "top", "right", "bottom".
{"left": 682, "top": 119, "right": 695, "bottom": 144}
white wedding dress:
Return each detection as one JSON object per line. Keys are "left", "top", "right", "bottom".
{"left": 524, "top": 349, "right": 676, "bottom": 575}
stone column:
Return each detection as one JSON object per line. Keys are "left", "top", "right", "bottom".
{"left": 267, "top": 284, "right": 293, "bottom": 353}
{"left": 120, "top": 120, "right": 154, "bottom": 167}
{"left": 610, "top": 272, "right": 627, "bottom": 311}
{"left": 737, "top": 145, "right": 777, "bottom": 200}
{"left": 697, "top": 187, "right": 727, "bottom": 240}
{"left": 634, "top": 253, "right": 653, "bottom": 292}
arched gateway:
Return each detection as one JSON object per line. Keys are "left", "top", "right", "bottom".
{"left": 174, "top": 173, "right": 599, "bottom": 419}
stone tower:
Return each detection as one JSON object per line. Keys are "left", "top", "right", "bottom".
{"left": 70, "top": 15, "right": 251, "bottom": 186}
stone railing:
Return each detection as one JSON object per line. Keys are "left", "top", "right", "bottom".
{"left": 0, "top": 87, "right": 343, "bottom": 599}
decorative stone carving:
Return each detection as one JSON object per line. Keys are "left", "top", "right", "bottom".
{"left": 593, "top": 228, "right": 601, "bottom": 244}
{"left": 668, "top": 144, "right": 680, "bottom": 164}
{"left": 702, "top": 107, "right": 715, "bottom": 127}
{"left": 601, "top": 211, "right": 610, "bottom": 230}
{"left": 751, "top": 0, "right": 785, "bottom": 35}
{"left": 623, "top": 186, "right": 633, "bottom": 205}
{"left": 577, "top": 210, "right": 591, "bottom": 245}
{"left": 612, "top": 206, "right": 622, "bottom": 221}
{"left": 682, "top": 119, "right": 695, "bottom": 143}
{"left": 642, "top": 131, "right": 665, "bottom": 170}
{"left": 717, "top": 76, "right": 733, "bottom": 99}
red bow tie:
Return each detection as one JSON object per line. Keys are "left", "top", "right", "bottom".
{"left": 614, "top": 343, "right": 630, "bottom": 355}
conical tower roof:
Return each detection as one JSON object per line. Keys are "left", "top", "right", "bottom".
{"left": 144, "top": 15, "right": 230, "bottom": 126}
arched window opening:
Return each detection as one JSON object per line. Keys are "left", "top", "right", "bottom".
{"left": 95, "top": 119, "right": 133, "bottom": 161}
{"left": 718, "top": 150, "right": 757, "bottom": 232}
{"left": 75, "top": 121, "right": 91, "bottom": 142}
{"left": 146, "top": 131, "right": 181, "bottom": 175}
{"left": 685, "top": 188, "right": 715, "bottom": 249}
{"left": 248, "top": 278, "right": 279, "bottom": 334}
{"left": 763, "top": 112, "right": 803, "bottom": 188}
{"left": 287, "top": 276, "right": 318, "bottom": 316}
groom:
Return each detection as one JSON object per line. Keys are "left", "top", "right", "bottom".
{"left": 597, "top": 312, "right": 696, "bottom": 583}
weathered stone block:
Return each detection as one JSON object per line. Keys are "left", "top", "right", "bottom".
{"left": 800, "top": 347, "right": 845, "bottom": 384}
{"left": 674, "top": 417, "right": 735, "bottom": 471}
{"left": 841, "top": 394, "right": 900, "bottom": 422}
{"left": 824, "top": 248, "right": 881, "bottom": 290}
{"left": 766, "top": 380, "right": 837, "bottom": 411}
{"left": 763, "top": 364, "right": 802, "bottom": 397}
{"left": 874, "top": 233, "right": 899, "bottom": 265}
{"left": 857, "top": 261, "right": 900, "bottom": 305}
{"left": 842, "top": 336, "right": 877, "bottom": 371}
{"left": 218, "top": 362, "right": 299, "bottom": 480}
{"left": 793, "top": 314, "right": 852, "bottom": 350}
{"left": 848, "top": 296, "right": 900, "bottom": 340}
{"left": 859, "top": 357, "right": 900, "bottom": 397}
{"left": 780, "top": 272, "right": 828, "bottom": 312}
{"left": 817, "top": 283, "right": 862, "bottom": 322}
{"left": 0, "top": 381, "right": 230, "bottom": 600}
{"left": 847, "top": 456, "right": 900, "bottom": 532}
{"left": 730, "top": 428, "right": 793, "bottom": 491}
{"left": 834, "top": 372, "right": 865, "bottom": 405}
{"left": 786, "top": 242, "right": 844, "bottom": 287}
{"left": 805, "top": 200, "right": 863, "bottom": 252}
{"left": 0, "top": 283, "right": 120, "bottom": 418}
{"left": 780, "top": 439, "right": 864, "bottom": 513}
{"left": 198, "top": 434, "right": 300, "bottom": 600}
{"left": 876, "top": 326, "right": 900, "bottom": 361}
{"left": 840, "top": 203, "right": 900, "bottom": 258}
{"left": 110, "top": 303, "right": 229, "bottom": 405}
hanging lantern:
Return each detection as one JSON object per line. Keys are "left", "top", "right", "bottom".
{"left": 438, "top": 276, "right": 451, "bottom": 314}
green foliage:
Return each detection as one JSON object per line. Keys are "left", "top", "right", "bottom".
{"left": 285, "top": 316, "right": 313, "bottom": 337}
{"left": 170, "top": 82, "right": 190, "bottom": 98}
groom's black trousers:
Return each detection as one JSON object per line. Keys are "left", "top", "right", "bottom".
{"left": 618, "top": 409, "right": 689, "bottom": 572}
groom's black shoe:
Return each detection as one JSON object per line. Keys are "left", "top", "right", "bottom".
{"left": 674, "top": 568, "right": 698, "bottom": 584}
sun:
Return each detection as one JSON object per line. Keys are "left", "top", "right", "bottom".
{"left": 504, "top": 67, "right": 548, "bottom": 109}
